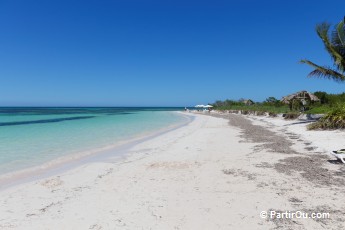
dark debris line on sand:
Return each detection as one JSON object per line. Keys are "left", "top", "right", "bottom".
{"left": 203, "top": 112, "right": 345, "bottom": 229}
{"left": 211, "top": 113, "right": 345, "bottom": 187}
{"left": 209, "top": 113, "right": 345, "bottom": 229}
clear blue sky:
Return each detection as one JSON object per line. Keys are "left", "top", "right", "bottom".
{"left": 0, "top": 0, "right": 344, "bottom": 106}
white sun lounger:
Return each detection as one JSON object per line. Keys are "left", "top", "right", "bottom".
{"left": 331, "top": 150, "right": 345, "bottom": 163}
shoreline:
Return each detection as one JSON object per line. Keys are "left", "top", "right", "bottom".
{"left": 0, "top": 112, "right": 344, "bottom": 229}
{"left": 0, "top": 111, "right": 193, "bottom": 190}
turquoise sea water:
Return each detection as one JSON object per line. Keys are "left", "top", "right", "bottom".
{"left": 0, "top": 107, "right": 188, "bottom": 175}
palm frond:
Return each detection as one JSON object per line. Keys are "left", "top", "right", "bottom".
{"left": 337, "top": 19, "right": 345, "bottom": 46}
{"left": 300, "top": 59, "right": 345, "bottom": 82}
{"left": 316, "top": 23, "right": 344, "bottom": 71}
{"left": 334, "top": 19, "right": 345, "bottom": 72}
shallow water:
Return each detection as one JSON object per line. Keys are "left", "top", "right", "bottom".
{"left": 0, "top": 107, "right": 188, "bottom": 174}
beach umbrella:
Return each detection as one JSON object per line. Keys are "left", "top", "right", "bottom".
{"left": 281, "top": 91, "right": 320, "bottom": 104}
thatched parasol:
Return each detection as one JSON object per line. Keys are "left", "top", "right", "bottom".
{"left": 281, "top": 90, "right": 319, "bottom": 104}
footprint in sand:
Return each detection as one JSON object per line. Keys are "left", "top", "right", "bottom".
{"left": 41, "top": 177, "right": 64, "bottom": 189}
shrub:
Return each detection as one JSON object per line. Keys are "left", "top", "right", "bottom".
{"left": 306, "top": 105, "right": 332, "bottom": 114}
{"left": 308, "top": 104, "right": 345, "bottom": 130}
{"left": 286, "top": 113, "right": 299, "bottom": 119}
{"left": 284, "top": 113, "right": 300, "bottom": 120}
{"left": 269, "top": 112, "right": 277, "bottom": 117}
{"left": 256, "top": 111, "right": 266, "bottom": 116}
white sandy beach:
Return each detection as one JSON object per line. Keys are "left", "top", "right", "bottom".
{"left": 0, "top": 113, "right": 344, "bottom": 230}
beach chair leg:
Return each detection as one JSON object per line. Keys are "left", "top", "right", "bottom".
{"left": 340, "top": 156, "right": 345, "bottom": 164}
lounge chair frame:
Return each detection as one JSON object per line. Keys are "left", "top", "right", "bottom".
{"left": 330, "top": 151, "right": 345, "bottom": 163}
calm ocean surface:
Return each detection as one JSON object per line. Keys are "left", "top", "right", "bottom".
{"left": 0, "top": 107, "right": 189, "bottom": 175}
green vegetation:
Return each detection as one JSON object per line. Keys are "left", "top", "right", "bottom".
{"left": 314, "top": 91, "right": 345, "bottom": 105}
{"left": 306, "top": 105, "right": 332, "bottom": 114}
{"left": 300, "top": 18, "right": 345, "bottom": 82}
{"left": 212, "top": 18, "right": 345, "bottom": 129}
{"left": 308, "top": 103, "right": 345, "bottom": 130}
{"left": 212, "top": 97, "right": 290, "bottom": 114}
{"left": 212, "top": 92, "right": 345, "bottom": 116}
{"left": 302, "top": 17, "right": 345, "bottom": 129}
{"left": 284, "top": 113, "right": 300, "bottom": 120}
{"left": 215, "top": 104, "right": 290, "bottom": 114}
{"left": 306, "top": 91, "right": 345, "bottom": 114}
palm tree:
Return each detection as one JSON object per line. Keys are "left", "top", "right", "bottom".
{"left": 300, "top": 17, "right": 345, "bottom": 82}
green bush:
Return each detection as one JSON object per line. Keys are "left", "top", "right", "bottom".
{"left": 308, "top": 104, "right": 345, "bottom": 130}
{"left": 268, "top": 112, "right": 277, "bottom": 117}
{"left": 256, "top": 111, "right": 266, "bottom": 116}
{"left": 284, "top": 113, "right": 300, "bottom": 120}
{"left": 306, "top": 105, "right": 332, "bottom": 114}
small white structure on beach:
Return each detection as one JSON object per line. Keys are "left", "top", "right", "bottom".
{"left": 194, "top": 104, "right": 213, "bottom": 112}
{"left": 194, "top": 105, "right": 205, "bottom": 108}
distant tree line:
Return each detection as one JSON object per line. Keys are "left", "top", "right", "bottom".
{"left": 313, "top": 91, "right": 345, "bottom": 106}
{"left": 212, "top": 96, "right": 284, "bottom": 108}
{"left": 211, "top": 91, "right": 345, "bottom": 115}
